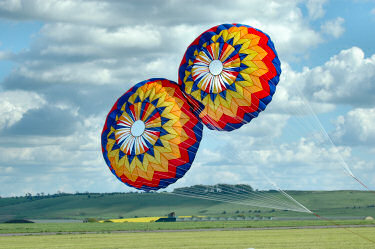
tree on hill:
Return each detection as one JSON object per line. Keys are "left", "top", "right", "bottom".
{"left": 173, "top": 184, "right": 254, "bottom": 195}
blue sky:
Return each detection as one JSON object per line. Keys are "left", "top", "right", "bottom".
{"left": 0, "top": 0, "right": 374, "bottom": 197}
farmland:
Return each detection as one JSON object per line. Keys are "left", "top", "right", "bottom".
{"left": 0, "top": 219, "right": 374, "bottom": 234}
{"left": 1, "top": 227, "right": 374, "bottom": 249}
{"left": 1, "top": 189, "right": 374, "bottom": 249}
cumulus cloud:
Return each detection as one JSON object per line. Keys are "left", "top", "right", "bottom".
{"left": 39, "top": 23, "right": 162, "bottom": 53}
{"left": 264, "top": 47, "right": 375, "bottom": 118}
{"left": 270, "top": 63, "right": 336, "bottom": 115}
{"left": 0, "top": 113, "right": 114, "bottom": 195}
{"left": 321, "top": 17, "right": 345, "bottom": 38}
{"left": 0, "top": 50, "right": 13, "bottom": 60}
{"left": 0, "top": 166, "right": 13, "bottom": 174}
{"left": 333, "top": 107, "right": 375, "bottom": 146}
{"left": 0, "top": 90, "right": 46, "bottom": 130}
{"left": 0, "top": 0, "right": 112, "bottom": 25}
{"left": 2, "top": 1, "right": 325, "bottom": 57}
{"left": 286, "top": 47, "right": 375, "bottom": 107}
{"left": 0, "top": 0, "right": 328, "bottom": 94}
{"left": 173, "top": 135, "right": 362, "bottom": 191}
{"left": 11, "top": 59, "right": 121, "bottom": 85}
{"left": 306, "top": 0, "right": 327, "bottom": 20}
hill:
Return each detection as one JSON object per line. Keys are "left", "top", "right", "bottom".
{"left": 0, "top": 186, "right": 374, "bottom": 222}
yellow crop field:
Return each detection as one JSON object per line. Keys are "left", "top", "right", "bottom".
{"left": 99, "top": 217, "right": 166, "bottom": 223}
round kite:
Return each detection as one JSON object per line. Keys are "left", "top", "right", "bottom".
{"left": 178, "top": 23, "right": 281, "bottom": 131}
{"left": 101, "top": 78, "right": 203, "bottom": 191}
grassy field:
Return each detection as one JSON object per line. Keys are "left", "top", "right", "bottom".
{"left": 0, "top": 227, "right": 374, "bottom": 249}
{"left": 1, "top": 190, "right": 374, "bottom": 221}
{"left": 0, "top": 219, "right": 374, "bottom": 234}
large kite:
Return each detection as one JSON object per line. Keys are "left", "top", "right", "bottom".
{"left": 101, "top": 78, "right": 203, "bottom": 190}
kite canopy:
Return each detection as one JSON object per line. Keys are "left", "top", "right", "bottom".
{"left": 101, "top": 78, "right": 203, "bottom": 191}
{"left": 178, "top": 23, "right": 281, "bottom": 131}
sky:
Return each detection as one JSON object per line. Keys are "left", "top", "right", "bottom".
{"left": 0, "top": 0, "right": 374, "bottom": 197}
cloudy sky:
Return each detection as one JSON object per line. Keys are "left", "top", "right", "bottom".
{"left": 0, "top": 0, "right": 374, "bottom": 197}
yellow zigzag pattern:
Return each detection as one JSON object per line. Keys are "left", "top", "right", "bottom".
{"left": 184, "top": 26, "right": 269, "bottom": 123}
{"left": 106, "top": 81, "right": 191, "bottom": 182}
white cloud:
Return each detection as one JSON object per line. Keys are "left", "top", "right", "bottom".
{"left": 222, "top": 113, "right": 290, "bottom": 142}
{"left": 11, "top": 55, "right": 180, "bottom": 86}
{"left": 2, "top": 0, "right": 327, "bottom": 87}
{"left": 333, "top": 107, "right": 375, "bottom": 146}
{"left": 15, "top": 60, "right": 117, "bottom": 85}
{"left": 0, "top": 0, "right": 21, "bottom": 12}
{"left": 265, "top": 63, "right": 336, "bottom": 115}
{"left": 0, "top": 166, "right": 14, "bottom": 174}
{"left": 244, "top": 20, "right": 322, "bottom": 61}
{"left": 284, "top": 47, "right": 375, "bottom": 107}
{"left": 0, "top": 90, "right": 46, "bottom": 130}
{"left": 39, "top": 23, "right": 162, "bottom": 52}
{"left": 4, "top": 1, "right": 325, "bottom": 58}
{"left": 306, "top": 0, "right": 327, "bottom": 20}
{"left": 0, "top": 113, "right": 108, "bottom": 196}
{"left": 235, "top": 138, "right": 351, "bottom": 168}
{"left": 0, "top": 50, "right": 12, "bottom": 60}
{"left": 0, "top": 0, "right": 112, "bottom": 25}
{"left": 321, "top": 17, "right": 345, "bottom": 38}
{"left": 172, "top": 135, "right": 361, "bottom": 191}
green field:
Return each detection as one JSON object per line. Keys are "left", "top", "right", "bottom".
{"left": 1, "top": 189, "right": 374, "bottom": 249}
{"left": 1, "top": 190, "right": 374, "bottom": 221}
{"left": 0, "top": 227, "right": 374, "bottom": 249}
{"left": 1, "top": 219, "right": 374, "bottom": 234}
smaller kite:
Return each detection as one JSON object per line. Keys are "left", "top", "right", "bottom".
{"left": 178, "top": 23, "right": 281, "bottom": 131}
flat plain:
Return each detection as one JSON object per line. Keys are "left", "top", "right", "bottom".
{"left": 0, "top": 227, "right": 374, "bottom": 249}
{"left": 1, "top": 219, "right": 375, "bottom": 234}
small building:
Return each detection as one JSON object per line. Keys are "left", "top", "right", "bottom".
{"left": 155, "top": 212, "right": 176, "bottom": 222}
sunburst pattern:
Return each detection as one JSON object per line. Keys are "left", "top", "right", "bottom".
{"left": 115, "top": 103, "right": 161, "bottom": 155}
{"left": 101, "top": 78, "right": 203, "bottom": 191}
{"left": 192, "top": 42, "right": 240, "bottom": 93}
{"left": 179, "top": 23, "right": 281, "bottom": 131}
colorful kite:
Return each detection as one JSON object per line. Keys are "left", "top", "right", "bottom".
{"left": 101, "top": 24, "right": 281, "bottom": 191}
{"left": 101, "top": 78, "right": 203, "bottom": 190}
{"left": 178, "top": 23, "right": 281, "bottom": 131}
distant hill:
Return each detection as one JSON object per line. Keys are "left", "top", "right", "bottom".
{"left": 0, "top": 186, "right": 374, "bottom": 222}
{"left": 173, "top": 184, "right": 254, "bottom": 194}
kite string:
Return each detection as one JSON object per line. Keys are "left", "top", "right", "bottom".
{"left": 131, "top": 78, "right": 307, "bottom": 208}
{"left": 293, "top": 85, "right": 374, "bottom": 192}
{"left": 259, "top": 170, "right": 312, "bottom": 213}
{"left": 169, "top": 191, "right": 297, "bottom": 211}
{"left": 132, "top": 154, "right": 311, "bottom": 213}
{"left": 172, "top": 185, "right": 301, "bottom": 210}
{"left": 312, "top": 212, "right": 375, "bottom": 244}
{"left": 169, "top": 190, "right": 308, "bottom": 212}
